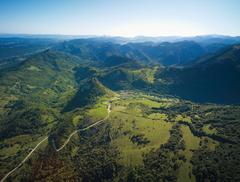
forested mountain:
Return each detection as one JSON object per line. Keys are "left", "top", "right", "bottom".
{"left": 0, "top": 50, "right": 80, "bottom": 139}
{"left": 0, "top": 38, "right": 58, "bottom": 60}
{"left": 54, "top": 38, "right": 231, "bottom": 66}
{"left": 0, "top": 37, "right": 240, "bottom": 182}
{"left": 1, "top": 36, "right": 237, "bottom": 70}
{"left": 63, "top": 77, "right": 114, "bottom": 112}
{"left": 155, "top": 44, "right": 240, "bottom": 103}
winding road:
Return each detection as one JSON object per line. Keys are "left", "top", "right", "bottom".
{"left": 55, "top": 103, "right": 111, "bottom": 152}
{"left": 0, "top": 102, "right": 112, "bottom": 182}
{"left": 0, "top": 137, "right": 48, "bottom": 182}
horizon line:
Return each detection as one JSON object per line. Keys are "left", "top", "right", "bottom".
{"left": 0, "top": 33, "right": 240, "bottom": 38}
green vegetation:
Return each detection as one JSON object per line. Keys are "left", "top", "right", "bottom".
{"left": 177, "top": 125, "right": 200, "bottom": 182}
{"left": 109, "top": 93, "right": 174, "bottom": 167}
{"left": 63, "top": 78, "right": 114, "bottom": 112}
{"left": 202, "top": 124, "right": 217, "bottom": 135}
{"left": 1, "top": 39, "right": 240, "bottom": 181}
{"left": 155, "top": 45, "right": 240, "bottom": 104}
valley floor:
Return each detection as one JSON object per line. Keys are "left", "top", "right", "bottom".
{"left": 0, "top": 91, "right": 240, "bottom": 181}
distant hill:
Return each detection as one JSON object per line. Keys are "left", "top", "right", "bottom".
{"left": 156, "top": 45, "right": 240, "bottom": 103}
{"left": 53, "top": 39, "right": 150, "bottom": 64}
{"left": 54, "top": 38, "right": 233, "bottom": 66}
{"left": 0, "top": 38, "right": 58, "bottom": 60}
{"left": 127, "top": 41, "right": 206, "bottom": 65}
{"left": 100, "top": 55, "right": 143, "bottom": 69}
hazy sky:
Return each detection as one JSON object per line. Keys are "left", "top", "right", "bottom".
{"left": 0, "top": 0, "right": 240, "bottom": 36}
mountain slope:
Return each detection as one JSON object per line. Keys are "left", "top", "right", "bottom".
{"left": 54, "top": 39, "right": 215, "bottom": 66}
{"left": 63, "top": 78, "right": 114, "bottom": 112}
{"left": 0, "top": 50, "right": 80, "bottom": 105}
{"left": 156, "top": 45, "right": 240, "bottom": 103}
{"left": 0, "top": 38, "right": 57, "bottom": 60}
{"left": 0, "top": 50, "right": 80, "bottom": 138}
{"left": 127, "top": 41, "right": 206, "bottom": 65}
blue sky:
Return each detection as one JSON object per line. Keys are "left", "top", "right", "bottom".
{"left": 0, "top": 0, "right": 240, "bottom": 36}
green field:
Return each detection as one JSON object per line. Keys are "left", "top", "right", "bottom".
{"left": 0, "top": 90, "right": 238, "bottom": 181}
{"left": 177, "top": 125, "right": 200, "bottom": 182}
{"left": 109, "top": 92, "right": 174, "bottom": 166}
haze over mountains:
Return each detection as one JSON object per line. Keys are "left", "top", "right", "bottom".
{"left": 1, "top": 34, "right": 240, "bottom": 66}
{"left": 1, "top": 34, "right": 240, "bottom": 103}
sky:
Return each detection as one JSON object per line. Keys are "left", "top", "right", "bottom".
{"left": 0, "top": 0, "right": 240, "bottom": 37}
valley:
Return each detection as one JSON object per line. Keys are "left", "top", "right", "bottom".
{"left": 1, "top": 90, "right": 238, "bottom": 181}
{"left": 1, "top": 0, "right": 240, "bottom": 181}
{"left": 0, "top": 36, "right": 240, "bottom": 181}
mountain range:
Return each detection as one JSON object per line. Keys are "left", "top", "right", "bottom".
{"left": 0, "top": 35, "right": 240, "bottom": 181}
{"left": 1, "top": 36, "right": 240, "bottom": 104}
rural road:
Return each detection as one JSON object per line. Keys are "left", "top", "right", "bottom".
{"left": 0, "top": 136, "right": 49, "bottom": 182}
{"left": 56, "top": 103, "right": 111, "bottom": 152}
{"left": 1, "top": 102, "right": 112, "bottom": 182}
